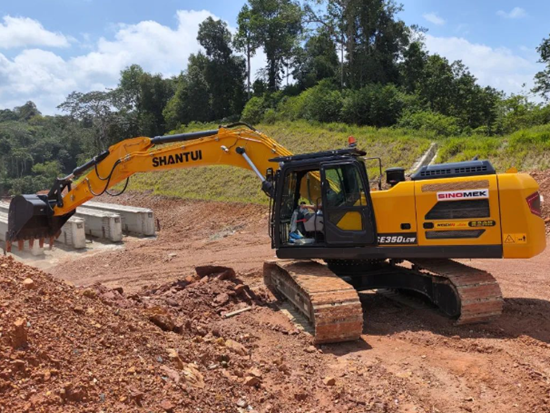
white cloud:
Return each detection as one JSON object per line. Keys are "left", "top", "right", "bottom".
{"left": 423, "top": 13, "right": 445, "bottom": 26}
{"left": 0, "top": 10, "right": 268, "bottom": 114}
{"left": 424, "top": 34, "right": 539, "bottom": 96}
{"left": 497, "top": 7, "right": 527, "bottom": 19}
{"left": 0, "top": 16, "right": 70, "bottom": 49}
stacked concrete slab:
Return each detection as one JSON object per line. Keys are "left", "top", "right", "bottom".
{"left": 75, "top": 207, "right": 123, "bottom": 242}
{"left": 0, "top": 211, "right": 44, "bottom": 255}
{"left": 59, "top": 217, "right": 87, "bottom": 249}
{"left": 84, "top": 201, "right": 155, "bottom": 236}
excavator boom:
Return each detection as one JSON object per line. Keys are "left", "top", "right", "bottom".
{"left": 7, "top": 123, "right": 289, "bottom": 245}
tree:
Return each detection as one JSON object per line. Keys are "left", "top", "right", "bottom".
{"left": 163, "top": 53, "right": 212, "bottom": 129}
{"left": 14, "top": 101, "right": 41, "bottom": 121}
{"left": 533, "top": 35, "right": 550, "bottom": 100}
{"left": 116, "top": 65, "right": 175, "bottom": 137}
{"left": 196, "top": 17, "right": 246, "bottom": 120}
{"left": 293, "top": 30, "right": 339, "bottom": 90}
{"left": 247, "top": 0, "right": 303, "bottom": 91}
{"left": 305, "top": 0, "right": 409, "bottom": 88}
{"left": 235, "top": 4, "right": 261, "bottom": 99}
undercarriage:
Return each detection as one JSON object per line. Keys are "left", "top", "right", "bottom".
{"left": 264, "top": 258, "right": 503, "bottom": 343}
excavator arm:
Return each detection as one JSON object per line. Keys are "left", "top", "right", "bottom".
{"left": 7, "top": 123, "right": 292, "bottom": 247}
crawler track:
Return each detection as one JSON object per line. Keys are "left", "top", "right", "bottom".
{"left": 409, "top": 259, "right": 503, "bottom": 324}
{"left": 263, "top": 260, "right": 363, "bottom": 344}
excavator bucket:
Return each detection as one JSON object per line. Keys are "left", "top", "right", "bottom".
{"left": 7, "top": 195, "right": 74, "bottom": 251}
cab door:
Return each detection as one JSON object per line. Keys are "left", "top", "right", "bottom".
{"left": 321, "top": 161, "right": 376, "bottom": 246}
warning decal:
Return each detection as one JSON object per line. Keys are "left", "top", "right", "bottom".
{"left": 504, "top": 234, "right": 527, "bottom": 244}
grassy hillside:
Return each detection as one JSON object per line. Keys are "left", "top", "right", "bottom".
{"left": 127, "top": 121, "right": 550, "bottom": 205}
{"left": 437, "top": 125, "right": 550, "bottom": 171}
{"left": 127, "top": 121, "right": 431, "bottom": 204}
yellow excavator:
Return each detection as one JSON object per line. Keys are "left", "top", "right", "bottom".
{"left": 7, "top": 123, "right": 546, "bottom": 343}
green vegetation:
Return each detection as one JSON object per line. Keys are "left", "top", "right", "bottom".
{"left": 2, "top": 0, "right": 550, "bottom": 199}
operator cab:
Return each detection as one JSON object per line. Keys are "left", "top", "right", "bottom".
{"left": 268, "top": 147, "right": 377, "bottom": 253}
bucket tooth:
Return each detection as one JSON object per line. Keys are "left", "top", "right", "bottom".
{"left": 39, "top": 238, "right": 44, "bottom": 248}
{"left": 17, "top": 240, "right": 24, "bottom": 251}
{"left": 48, "top": 237, "right": 54, "bottom": 250}
{"left": 29, "top": 238, "right": 34, "bottom": 248}
{"left": 6, "top": 241, "right": 11, "bottom": 253}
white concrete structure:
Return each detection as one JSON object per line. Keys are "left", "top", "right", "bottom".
{"left": 58, "top": 216, "right": 87, "bottom": 249}
{"left": 0, "top": 212, "right": 44, "bottom": 256}
{"left": 84, "top": 201, "right": 155, "bottom": 236}
{"left": 75, "top": 207, "right": 123, "bottom": 242}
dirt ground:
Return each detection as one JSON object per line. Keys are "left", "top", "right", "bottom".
{"left": 3, "top": 170, "right": 550, "bottom": 413}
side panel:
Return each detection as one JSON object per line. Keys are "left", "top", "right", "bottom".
{"left": 414, "top": 176, "right": 502, "bottom": 247}
{"left": 370, "top": 182, "right": 417, "bottom": 237}
{"left": 498, "top": 173, "right": 546, "bottom": 258}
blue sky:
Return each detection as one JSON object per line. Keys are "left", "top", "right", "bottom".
{"left": 0, "top": 0, "right": 548, "bottom": 114}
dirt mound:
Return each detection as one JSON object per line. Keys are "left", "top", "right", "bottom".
{"left": 1, "top": 256, "right": 412, "bottom": 413}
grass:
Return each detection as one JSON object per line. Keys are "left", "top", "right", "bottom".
{"left": 127, "top": 121, "right": 550, "bottom": 205}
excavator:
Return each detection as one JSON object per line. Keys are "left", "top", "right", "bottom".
{"left": 6, "top": 123, "right": 546, "bottom": 343}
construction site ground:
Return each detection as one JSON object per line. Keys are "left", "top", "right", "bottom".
{"left": 2, "top": 170, "right": 550, "bottom": 413}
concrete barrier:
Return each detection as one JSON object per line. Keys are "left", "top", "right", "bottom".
{"left": 59, "top": 217, "right": 87, "bottom": 249}
{"left": 75, "top": 207, "right": 123, "bottom": 242}
{"left": 84, "top": 201, "right": 155, "bottom": 236}
{"left": 0, "top": 212, "right": 44, "bottom": 255}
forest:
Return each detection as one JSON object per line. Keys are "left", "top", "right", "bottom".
{"left": 2, "top": 0, "right": 550, "bottom": 195}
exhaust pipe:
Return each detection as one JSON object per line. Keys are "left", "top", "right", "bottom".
{"left": 7, "top": 195, "right": 74, "bottom": 251}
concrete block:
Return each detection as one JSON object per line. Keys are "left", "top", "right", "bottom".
{"left": 58, "top": 217, "right": 87, "bottom": 249}
{"left": 84, "top": 201, "right": 155, "bottom": 236}
{"left": 75, "top": 207, "right": 123, "bottom": 242}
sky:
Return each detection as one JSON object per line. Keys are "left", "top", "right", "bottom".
{"left": 0, "top": 0, "right": 549, "bottom": 114}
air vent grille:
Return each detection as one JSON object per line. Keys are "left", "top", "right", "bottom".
{"left": 412, "top": 160, "right": 495, "bottom": 181}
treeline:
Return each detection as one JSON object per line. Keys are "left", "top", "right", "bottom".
{"left": 2, "top": 0, "right": 550, "bottom": 195}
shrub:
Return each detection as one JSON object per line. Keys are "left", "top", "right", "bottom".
{"left": 241, "top": 96, "right": 266, "bottom": 124}
{"left": 397, "top": 110, "right": 461, "bottom": 137}
{"left": 341, "top": 84, "right": 403, "bottom": 126}
{"left": 301, "top": 82, "right": 343, "bottom": 123}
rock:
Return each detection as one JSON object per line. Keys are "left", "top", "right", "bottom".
{"left": 214, "top": 293, "right": 230, "bottom": 307}
{"left": 160, "top": 399, "right": 175, "bottom": 412}
{"left": 11, "top": 318, "right": 28, "bottom": 349}
{"left": 168, "top": 253, "right": 177, "bottom": 258}
{"left": 82, "top": 289, "right": 97, "bottom": 298}
{"left": 182, "top": 363, "right": 205, "bottom": 388}
{"left": 195, "top": 265, "right": 235, "bottom": 280}
{"left": 234, "top": 284, "right": 247, "bottom": 295}
{"left": 236, "top": 399, "right": 248, "bottom": 408}
{"left": 167, "top": 348, "right": 185, "bottom": 369}
{"left": 72, "top": 306, "right": 84, "bottom": 314}
{"left": 113, "top": 287, "right": 124, "bottom": 294}
{"left": 160, "top": 366, "right": 180, "bottom": 384}
{"left": 244, "top": 376, "right": 261, "bottom": 386}
{"left": 247, "top": 367, "right": 262, "bottom": 378}
{"left": 305, "top": 345, "right": 316, "bottom": 353}
{"left": 22, "top": 278, "right": 35, "bottom": 290}
{"left": 129, "top": 387, "right": 144, "bottom": 405}
{"left": 225, "top": 339, "right": 248, "bottom": 356}
{"left": 294, "top": 392, "right": 308, "bottom": 401}
{"left": 323, "top": 377, "right": 336, "bottom": 386}
{"left": 146, "top": 307, "right": 176, "bottom": 332}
